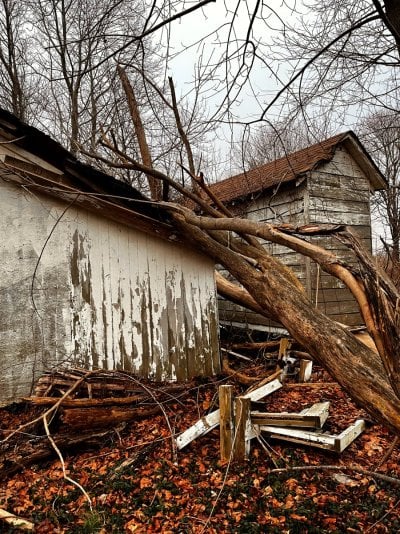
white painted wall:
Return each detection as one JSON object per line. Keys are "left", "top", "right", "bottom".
{"left": 0, "top": 178, "right": 220, "bottom": 403}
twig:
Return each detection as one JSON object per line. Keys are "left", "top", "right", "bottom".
{"left": 270, "top": 465, "right": 400, "bottom": 486}
{"left": 375, "top": 436, "right": 399, "bottom": 469}
{"left": 42, "top": 414, "right": 93, "bottom": 510}
{"left": 253, "top": 430, "right": 279, "bottom": 469}
{"left": 283, "top": 382, "right": 339, "bottom": 388}
{"left": 199, "top": 412, "right": 240, "bottom": 534}
{"left": 364, "top": 497, "right": 400, "bottom": 533}
{"left": 221, "top": 348, "right": 253, "bottom": 362}
{"left": 123, "top": 374, "right": 177, "bottom": 463}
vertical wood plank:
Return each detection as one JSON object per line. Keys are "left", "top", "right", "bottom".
{"left": 233, "top": 396, "right": 251, "bottom": 462}
{"left": 299, "top": 360, "right": 313, "bottom": 382}
{"left": 219, "top": 385, "right": 234, "bottom": 462}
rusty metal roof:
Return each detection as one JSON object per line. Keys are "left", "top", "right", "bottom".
{"left": 210, "top": 131, "right": 386, "bottom": 203}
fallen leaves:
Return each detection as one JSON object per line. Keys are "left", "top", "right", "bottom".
{"left": 0, "top": 374, "right": 400, "bottom": 532}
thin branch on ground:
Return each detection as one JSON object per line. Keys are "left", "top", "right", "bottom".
{"left": 270, "top": 464, "right": 400, "bottom": 486}
{"left": 42, "top": 414, "right": 92, "bottom": 510}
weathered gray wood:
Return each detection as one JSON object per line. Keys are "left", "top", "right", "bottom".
{"left": 175, "top": 411, "right": 221, "bottom": 451}
{"left": 233, "top": 397, "right": 251, "bottom": 461}
{"left": 334, "top": 419, "right": 366, "bottom": 452}
{"left": 175, "top": 379, "right": 282, "bottom": 450}
{"left": 0, "top": 172, "right": 221, "bottom": 403}
{"left": 300, "top": 402, "right": 330, "bottom": 427}
{"left": 219, "top": 385, "right": 234, "bottom": 462}
{"left": 250, "top": 402, "right": 330, "bottom": 429}
{"left": 215, "top": 144, "right": 376, "bottom": 331}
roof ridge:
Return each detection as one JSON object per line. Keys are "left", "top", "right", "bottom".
{"left": 209, "top": 131, "right": 364, "bottom": 203}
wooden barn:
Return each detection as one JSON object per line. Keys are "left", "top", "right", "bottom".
{"left": 0, "top": 109, "right": 220, "bottom": 404}
{"left": 211, "top": 132, "right": 387, "bottom": 332}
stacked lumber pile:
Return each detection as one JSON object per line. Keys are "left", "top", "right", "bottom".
{"left": 30, "top": 368, "right": 186, "bottom": 429}
{"left": 0, "top": 368, "right": 186, "bottom": 478}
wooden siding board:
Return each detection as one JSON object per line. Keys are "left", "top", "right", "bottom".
{"left": 309, "top": 181, "right": 370, "bottom": 202}
{"left": 308, "top": 210, "right": 371, "bottom": 226}
{"left": 0, "top": 178, "right": 220, "bottom": 403}
{"left": 309, "top": 170, "right": 370, "bottom": 188}
{"left": 321, "top": 148, "right": 366, "bottom": 178}
{"left": 309, "top": 197, "right": 370, "bottom": 216}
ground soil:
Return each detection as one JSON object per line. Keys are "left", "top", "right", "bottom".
{"left": 1, "top": 365, "right": 399, "bottom": 533}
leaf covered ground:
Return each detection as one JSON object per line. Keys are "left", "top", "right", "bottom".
{"left": 1, "top": 369, "right": 400, "bottom": 533}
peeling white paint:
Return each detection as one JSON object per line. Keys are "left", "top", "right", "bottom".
{"left": 0, "top": 176, "right": 220, "bottom": 403}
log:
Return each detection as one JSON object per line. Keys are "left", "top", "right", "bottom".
{"left": 25, "top": 395, "right": 147, "bottom": 407}
{"left": 61, "top": 405, "right": 160, "bottom": 429}
{"left": 34, "top": 369, "right": 188, "bottom": 399}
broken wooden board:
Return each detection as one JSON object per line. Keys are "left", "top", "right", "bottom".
{"left": 251, "top": 401, "right": 329, "bottom": 429}
{"left": 299, "top": 359, "right": 313, "bottom": 382}
{"left": 258, "top": 419, "right": 365, "bottom": 452}
{"left": 175, "top": 378, "right": 282, "bottom": 450}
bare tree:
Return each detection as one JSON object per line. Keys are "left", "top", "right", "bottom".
{"left": 257, "top": 1, "right": 400, "bottom": 130}
{"left": 0, "top": 0, "right": 33, "bottom": 121}
{"left": 236, "top": 118, "right": 331, "bottom": 171}
{"left": 360, "top": 109, "right": 400, "bottom": 261}
{"left": 29, "top": 0, "right": 157, "bottom": 155}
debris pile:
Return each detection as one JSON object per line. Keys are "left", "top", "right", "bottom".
{"left": 0, "top": 368, "right": 187, "bottom": 478}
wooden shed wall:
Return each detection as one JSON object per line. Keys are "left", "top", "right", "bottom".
{"left": 219, "top": 146, "right": 373, "bottom": 330}
{"left": 218, "top": 181, "right": 308, "bottom": 330}
{"left": 0, "top": 179, "right": 220, "bottom": 403}
{"left": 307, "top": 147, "right": 372, "bottom": 326}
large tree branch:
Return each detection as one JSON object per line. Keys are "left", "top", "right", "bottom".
{"left": 170, "top": 212, "right": 400, "bottom": 434}
{"left": 163, "top": 203, "right": 400, "bottom": 395}
{"left": 117, "top": 65, "right": 161, "bottom": 200}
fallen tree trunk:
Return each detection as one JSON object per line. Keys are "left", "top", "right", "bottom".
{"left": 171, "top": 214, "right": 400, "bottom": 435}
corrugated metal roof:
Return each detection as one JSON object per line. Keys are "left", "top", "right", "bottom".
{"left": 210, "top": 131, "right": 386, "bottom": 203}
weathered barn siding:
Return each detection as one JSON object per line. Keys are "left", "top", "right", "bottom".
{"left": 0, "top": 179, "right": 219, "bottom": 403}
{"left": 219, "top": 181, "right": 308, "bottom": 329}
{"left": 306, "top": 147, "right": 372, "bottom": 326}
{"left": 218, "top": 144, "right": 375, "bottom": 330}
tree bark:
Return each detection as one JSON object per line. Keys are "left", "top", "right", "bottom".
{"left": 117, "top": 65, "right": 162, "bottom": 200}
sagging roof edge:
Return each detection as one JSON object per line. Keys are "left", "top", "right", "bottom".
{"left": 0, "top": 108, "right": 177, "bottom": 238}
